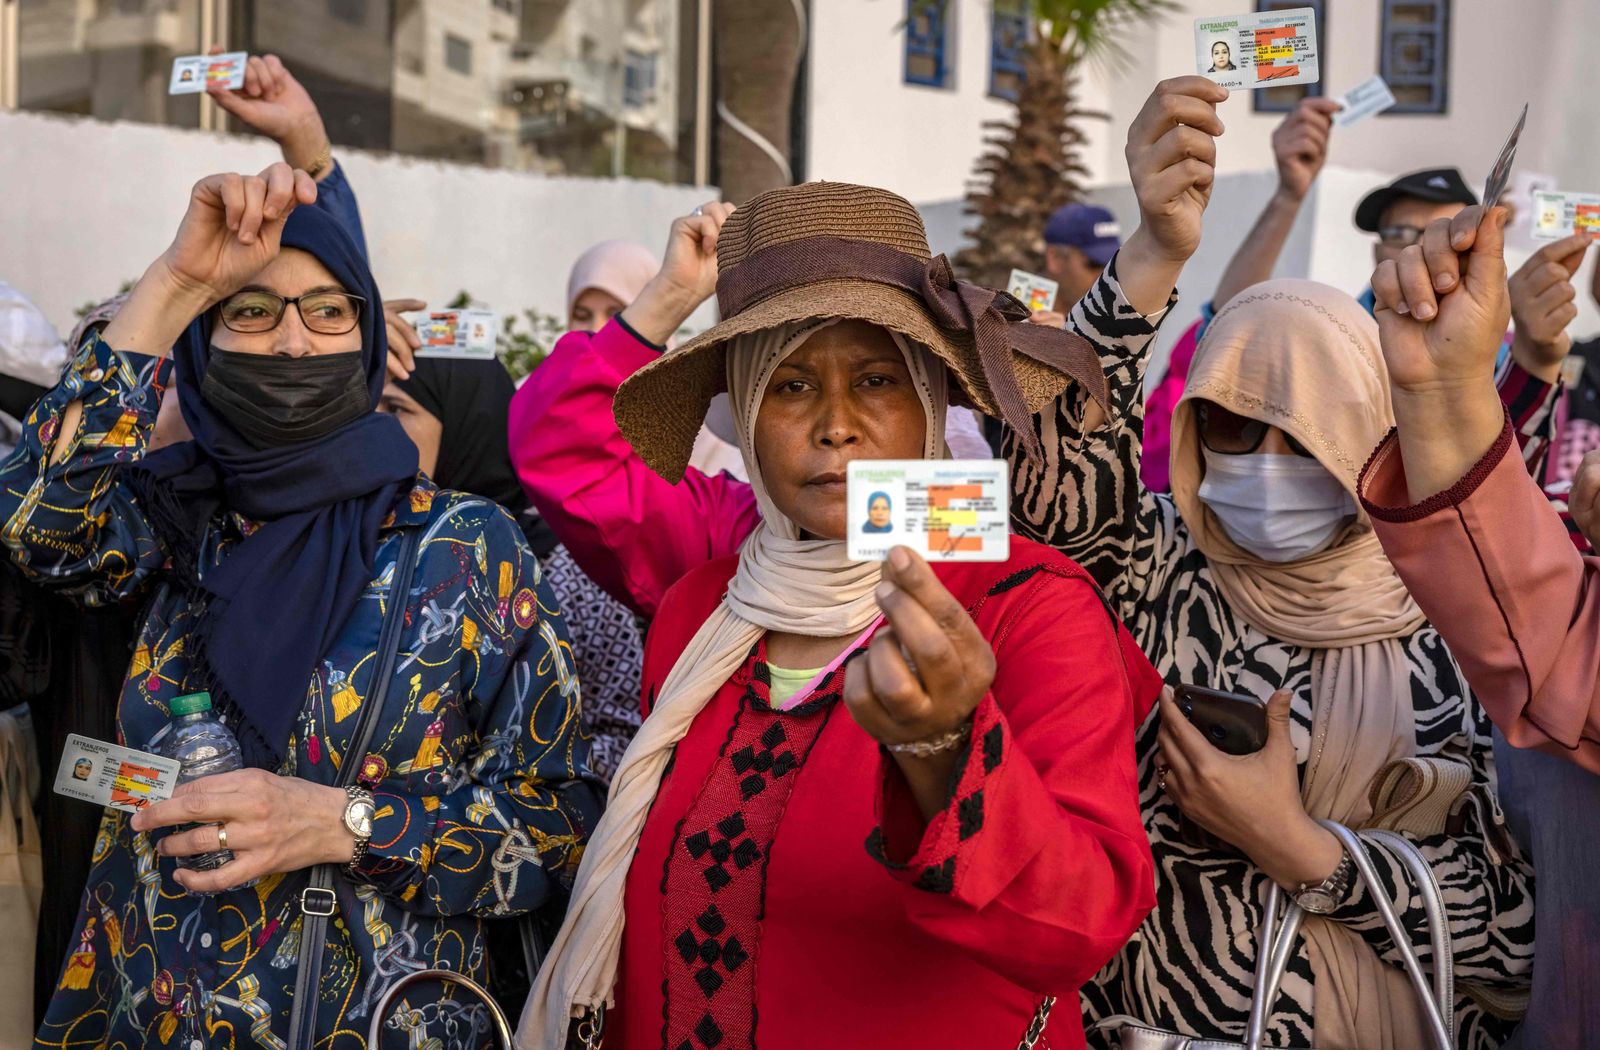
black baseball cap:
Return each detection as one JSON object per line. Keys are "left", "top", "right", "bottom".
{"left": 1354, "top": 168, "right": 1479, "bottom": 233}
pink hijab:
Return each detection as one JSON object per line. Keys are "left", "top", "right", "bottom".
{"left": 565, "top": 240, "right": 660, "bottom": 319}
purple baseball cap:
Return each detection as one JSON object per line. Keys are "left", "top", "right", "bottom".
{"left": 1043, "top": 203, "right": 1122, "bottom": 266}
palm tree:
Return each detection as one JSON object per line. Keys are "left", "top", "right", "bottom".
{"left": 954, "top": 0, "right": 1174, "bottom": 289}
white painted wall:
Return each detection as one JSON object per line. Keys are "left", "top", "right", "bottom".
{"left": 805, "top": 0, "right": 1014, "bottom": 205}
{"left": 0, "top": 108, "right": 714, "bottom": 341}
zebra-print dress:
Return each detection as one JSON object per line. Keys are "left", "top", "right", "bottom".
{"left": 1008, "top": 269, "right": 1538, "bottom": 1048}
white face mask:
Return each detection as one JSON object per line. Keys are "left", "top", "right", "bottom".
{"left": 1197, "top": 449, "right": 1357, "bottom": 563}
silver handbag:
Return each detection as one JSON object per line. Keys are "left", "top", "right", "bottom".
{"left": 1100, "top": 821, "right": 1454, "bottom": 1050}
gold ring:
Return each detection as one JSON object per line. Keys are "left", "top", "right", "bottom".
{"left": 217, "top": 823, "right": 229, "bottom": 850}
{"left": 1156, "top": 765, "right": 1170, "bottom": 791}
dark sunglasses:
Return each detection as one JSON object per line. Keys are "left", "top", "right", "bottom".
{"left": 217, "top": 290, "right": 366, "bottom": 335}
{"left": 1196, "top": 401, "right": 1313, "bottom": 457}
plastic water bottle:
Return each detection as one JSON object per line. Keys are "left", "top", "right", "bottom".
{"left": 155, "top": 691, "right": 251, "bottom": 894}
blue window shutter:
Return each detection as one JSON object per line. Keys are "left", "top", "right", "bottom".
{"left": 905, "top": 0, "right": 952, "bottom": 88}
{"left": 1380, "top": 0, "right": 1450, "bottom": 114}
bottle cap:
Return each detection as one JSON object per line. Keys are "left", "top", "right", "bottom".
{"left": 170, "top": 692, "right": 213, "bottom": 716}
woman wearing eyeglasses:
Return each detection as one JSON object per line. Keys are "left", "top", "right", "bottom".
{"left": 6, "top": 165, "right": 602, "bottom": 1049}
{"left": 1011, "top": 275, "right": 1538, "bottom": 1046}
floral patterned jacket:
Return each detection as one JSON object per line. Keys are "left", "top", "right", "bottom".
{"left": 4, "top": 333, "right": 602, "bottom": 1050}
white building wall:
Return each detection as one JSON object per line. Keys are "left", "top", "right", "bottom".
{"left": 0, "top": 109, "right": 714, "bottom": 340}
{"left": 804, "top": 0, "right": 1013, "bottom": 205}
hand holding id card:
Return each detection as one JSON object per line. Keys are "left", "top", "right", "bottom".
{"left": 847, "top": 460, "right": 1009, "bottom": 563}
{"left": 1007, "top": 269, "right": 1059, "bottom": 313}
{"left": 1531, "top": 190, "right": 1600, "bottom": 240}
{"left": 1195, "top": 8, "right": 1319, "bottom": 91}
{"left": 170, "top": 52, "right": 247, "bottom": 95}
{"left": 54, "top": 734, "right": 180, "bottom": 813}
{"left": 404, "top": 308, "right": 499, "bottom": 360}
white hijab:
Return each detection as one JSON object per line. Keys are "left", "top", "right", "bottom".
{"left": 519, "top": 320, "right": 948, "bottom": 1048}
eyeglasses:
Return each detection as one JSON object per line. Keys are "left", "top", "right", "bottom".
{"left": 1377, "top": 224, "right": 1426, "bottom": 248}
{"left": 1196, "top": 401, "right": 1313, "bottom": 457}
{"left": 217, "top": 290, "right": 366, "bottom": 335}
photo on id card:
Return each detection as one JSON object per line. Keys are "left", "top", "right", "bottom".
{"left": 1195, "top": 8, "right": 1319, "bottom": 92}
{"left": 847, "top": 460, "right": 1009, "bottom": 563}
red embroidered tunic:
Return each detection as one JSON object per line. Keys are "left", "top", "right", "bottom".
{"left": 613, "top": 538, "right": 1161, "bottom": 1050}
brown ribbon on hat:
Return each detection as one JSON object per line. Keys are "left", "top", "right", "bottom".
{"left": 716, "top": 235, "right": 1109, "bottom": 464}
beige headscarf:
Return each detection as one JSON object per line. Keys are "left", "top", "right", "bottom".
{"left": 1169, "top": 280, "right": 1430, "bottom": 1050}
{"left": 519, "top": 320, "right": 948, "bottom": 1048}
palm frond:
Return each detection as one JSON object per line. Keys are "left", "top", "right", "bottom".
{"left": 1032, "top": 0, "right": 1178, "bottom": 68}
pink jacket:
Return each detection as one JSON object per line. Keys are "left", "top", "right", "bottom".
{"left": 507, "top": 320, "right": 759, "bottom": 619}
{"left": 1360, "top": 417, "right": 1600, "bottom": 773}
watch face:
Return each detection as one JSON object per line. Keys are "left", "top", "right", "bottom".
{"left": 1295, "top": 889, "right": 1337, "bottom": 914}
{"left": 347, "top": 800, "right": 375, "bottom": 838}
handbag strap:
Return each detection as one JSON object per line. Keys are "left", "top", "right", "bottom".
{"left": 367, "top": 968, "right": 513, "bottom": 1049}
{"left": 1243, "top": 821, "right": 1453, "bottom": 1050}
{"left": 1016, "top": 995, "right": 1055, "bottom": 1050}
{"left": 1365, "top": 828, "right": 1455, "bottom": 1039}
{"left": 286, "top": 526, "right": 422, "bottom": 1050}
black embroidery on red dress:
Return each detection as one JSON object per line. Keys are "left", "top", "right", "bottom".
{"left": 865, "top": 697, "right": 1007, "bottom": 897}
{"left": 658, "top": 638, "right": 855, "bottom": 1050}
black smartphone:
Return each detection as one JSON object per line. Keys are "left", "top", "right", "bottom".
{"left": 1172, "top": 684, "right": 1269, "bottom": 756}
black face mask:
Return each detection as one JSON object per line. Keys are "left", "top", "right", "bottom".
{"left": 201, "top": 349, "right": 371, "bottom": 449}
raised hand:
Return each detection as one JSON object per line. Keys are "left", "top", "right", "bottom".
{"left": 383, "top": 298, "right": 427, "bottom": 380}
{"left": 101, "top": 163, "right": 317, "bottom": 358}
{"left": 1372, "top": 205, "right": 1510, "bottom": 395}
{"left": 1509, "top": 233, "right": 1592, "bottom": 382}
{"left": 1118, "top": 76, "right": 1228, "bottom": 315}
{"left": 1372, "top": 206, "right": 1512, "bottom": 501}
{"left": 1124, "top": 76, "right": 1228, "bottom": 266}
{"left": 619, "top": 200, "right": 735, "bottom": 345}
{"left": 1273, "top": 97, "right": 1341, "bottom": 202}
{"left": 161, "top": 163, "right": 318, "bottom": 305}
{"left": 207, "top": 51, "right": 330, "bottom": 174}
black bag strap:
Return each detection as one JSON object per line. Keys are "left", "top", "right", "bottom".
{"left": 286, "top": 525, "right": 422, "bottom": 1050}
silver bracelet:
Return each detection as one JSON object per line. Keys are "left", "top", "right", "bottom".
{"left": 886, "top": 718, "right": 973, "bottom": 758}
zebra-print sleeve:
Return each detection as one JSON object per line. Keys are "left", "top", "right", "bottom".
{"left": 1008, "top": 257, "right": 1180, "bottom": 618}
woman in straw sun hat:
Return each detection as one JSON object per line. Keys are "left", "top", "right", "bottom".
{"left": 516, "top": 175, "right": 1169, "bottom": 1048}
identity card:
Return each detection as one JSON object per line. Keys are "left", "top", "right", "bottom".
{"left": 407, "top": 309, "right": 499, "bottom": 360}
{"left": 1006, "top": 269, "right": 1059, "bottom": 313}
{"left": 170, "top": 52, "right": 247, "bottom": 95}
{"left": 1530, "top": 191, "right": 1600, "bottom": 240}
{"left": 54, "top": 734, "right": 180, "bottom": 813}
{"left": 847, "top": 459, "right": 1009, "bottom": 563}
{"left": 1194, "top": 9, "right": 1319, "bottom": 92}
{"left": 1482, "top": 104, "right": 1529, "bottom": 210}
{"left": 1333, "top": 76, "right": 1396, "bottom": 127}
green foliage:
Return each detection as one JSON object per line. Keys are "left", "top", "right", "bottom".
{"left": 446, "top": 290, "right": 567, "bottom": 382}
{"left": 1031, "top": 0, "right": 1178, "bottom": 65}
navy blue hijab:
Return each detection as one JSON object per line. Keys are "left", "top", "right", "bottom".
{"left": 128, "top": 206, "right": 419, "bottom": 768}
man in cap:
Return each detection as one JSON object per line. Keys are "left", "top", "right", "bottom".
{"left": 1031, "top": 203, "right": 1123, "bottom": 327}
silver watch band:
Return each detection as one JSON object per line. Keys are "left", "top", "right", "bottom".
{"left": 343, "top": 786, "right": 374, "bottom": 870}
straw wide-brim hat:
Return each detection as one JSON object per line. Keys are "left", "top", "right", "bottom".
{"left": 613, "top": 181, "right": 1105, "bottom": 482}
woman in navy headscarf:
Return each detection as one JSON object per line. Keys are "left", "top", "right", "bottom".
{"left": 5, "top": 164, "right": 601, "bottom": 1049}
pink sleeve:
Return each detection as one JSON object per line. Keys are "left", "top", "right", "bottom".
{"left": 1139, "top": 319, "right": 1200, "bottom": 493}
{"left": 1360, "top": 417, "right": 1600, "bottom": 773}
{"left": 507, "top": 319, "right": 761, "bottom": 619}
